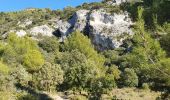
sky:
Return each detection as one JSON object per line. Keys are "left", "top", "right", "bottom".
{"left": 0, "top": 0, "right": 101, "bottom": 12}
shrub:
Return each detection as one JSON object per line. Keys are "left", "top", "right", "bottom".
{"left": 23, "top": 50, "right": 44, "bottom": 72}
{"left": 57, "top": 50, "right": 103, "bottom": 90}
{"left": 2, "top": 33, "right": 44, "bottom": 72}
{"left": 142, "top": 83, "right": 150, "bottom": 90}
{"left": 32, "top": 62, "right": 64, "bottom": 92}
{"left": 90, "top": 74, "right": 116, "bottom": 98}
{"left": 38, "top": 36, "right": 59, "bottom": 53}
{"left": 65, "top": 31, "right": 105, "bottom": 68}
{"left": 121, "top": 68, "right": 138, "bottom": 87}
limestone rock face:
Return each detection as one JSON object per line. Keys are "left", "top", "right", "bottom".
{"left": 30, "top": 25, "right": 54, "bottom": 36}
{"left": 57, "top": 9, "right": 133, "bottom": 50}
{"left": 69, "top": 10, "right": 90, "bottom": 32}
{"left": 57, "top": 20, "right": 71, "bottom": 37}
{"left": 18, "top": 19, "right": 32, "bottom": 28}
{"left": 16, "top": 30, "right": 27, "bottom": 37}
{"left": 89, "top": 10, "right": 133, "bottom": 50}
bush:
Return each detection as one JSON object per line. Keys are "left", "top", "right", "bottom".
{"left": 65, "top": 31, "right": 105, "bottom": 68}
{"left": 23, "top": 50, "right": 44, "bottom": 72}
{"left": 121, "top": 68, "right": 138, "bottom": 87}
{"left": 142, "top": 83, "right": 150, "bottom": 90}
{"left": 38, "top": 36, "right": 59, "bottom": 53}
{"left": 32, "top": 62, "right": 64, "bottom": 92}
{"left": 90, "top": 74, "right": 116, "bottom": 98}
{"left": 106, "top": 65, "right": 121, "bottom": 80}
{"left": 2, "top": 33, "right": 44, "bottom": 72}
{"left": 70, "top": 95, "right": 87, "bottom": 100}
{"left": 57, "top": 50, "right": 103, "bottom": 90}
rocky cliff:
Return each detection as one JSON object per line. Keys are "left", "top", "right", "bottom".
{"left": 56, "top": 9, "right": 133, "bottom": 50}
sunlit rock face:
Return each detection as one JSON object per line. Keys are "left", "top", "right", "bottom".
{"left": 88, "top": 9, "right": 133, "bottom": 50}
{"left": 57, "top": 9, "right": 133, "bottom": 50}
{"left": 30, "top": 25, "right": 54, "bottom": 37}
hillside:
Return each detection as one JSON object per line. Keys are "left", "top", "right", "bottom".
{"left": 0, "top": 0, "right": 170, "bottom": 100}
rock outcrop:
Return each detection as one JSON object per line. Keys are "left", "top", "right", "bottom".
{"left": 30, "top": 25, "right": 54, "bottom": 37}
{"left": 57, "top": 9, "right": 133, "bottom": 50}
{"left": 89, "top": 9, "right": 133, "bottom": 50}
{"left": 16, "top": 30, "right": 27, "bottom": 37}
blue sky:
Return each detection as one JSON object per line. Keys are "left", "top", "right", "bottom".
{"left": 0, "top": 0, "right": 101, "bottom": 12}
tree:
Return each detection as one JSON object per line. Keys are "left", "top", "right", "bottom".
{"left": 56, "top": 49, "right": 104, "bottom": 90}
{"left": 106, "top": 65, "right": 121, "bottom": 80}
{"left": 2, "top": 33, "right": 44, "bottom": 72}
{"left": 121, "top": 68, "right": 138, "bottom": 87}
{"left": 11, "top": 64, "right": 31, "bottom": 86}
{"left": 65, "top": 31, "right": 105, "bottom": 68}
{"left": 127, "top": 7, "right": 165, "bottom": 75}
{"left": 127, "top": 7, "right": 170, "bottom": 88}
{"left": 32, "top": 62, "right": 64, "bottom": 92}
{"left": 23, "top": 50, "right": 44, "bottom": 72}
{"left": 0, "top": 61, "right": 15, "bottom": 98}
{"left": 160, "top": 32, "right": 170, "bottom": 56}
{"left": 90, "top": 74, "right": 116, "bottom": 99}
{"left": 0, "top": 61, "right": 9, "bottom": 75}
{"left": 38, "top": 36, "right": 59, "bottom": 53}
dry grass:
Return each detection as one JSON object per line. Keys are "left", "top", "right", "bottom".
{"left": 109, "top": 88, "right": 161, "bottom": 100}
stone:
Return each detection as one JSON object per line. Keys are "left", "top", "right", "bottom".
{"left": 30, "top": 25, "right": 54, "bottom": 36}
{"left": 16, "top": 30, "right": 27, "bottom": 37}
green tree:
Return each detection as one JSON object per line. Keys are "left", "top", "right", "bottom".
{"left": 56, "top": 49, "right": 104, "bottom": 90}
{"left": 2, "top": 33, "right": 44, "bottom": 72}
{"left": 38, "top": 36, "right": 59, "bottom": 53}
{"left": 90, "top": 74, "right": 116, "bottom": 99}
{"left": 121, "top": 68, "right": 138, "bottom": 87}
{"left": 0, "top": 61, "right": 15, "bottom": 99}
{"left": 0, "top": 61, "right": 9, "bottom": 75}
{"left": 32, "top": 62, "right": 64, "bottom": 92}
{"left": 127, "top": 7, "right": 170, "bottom": 88}
{"left": 160, "top": 32, "right": 170, "bottom": 56}
{"left": 65, "top": 31, "right": 105, "bottom": 68}
{"left": 23, "top": 50, "right": 44, "bottom": 72}
{"left": 128, "top": 7, "right": 165, "bottom": 75}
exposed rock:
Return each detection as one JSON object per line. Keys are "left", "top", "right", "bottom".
{"left": 57, "top": 20, "right": 71, "bottom": 37}
{"left": 89, "top": 9, "right": 133, "bottom": 50}
{"left": 18, "top": 19, "right": 32, "bottom": 28}
{"left": 69, "top": 10, "right": 90, "bottom": 32}
{"left": 30, "top": 25, "right": 54, "bottom": 36}
{"left": 57, "top": 9, "right": 133, "bottom": 50}
{"left": 16, "top": 30, "right": 27, "bottom": 37}
{"left": 2, "top": 30, "right": 27, "bottom": 38}
{"left": 106, "top": 0, "right": 139, "bottom": 6}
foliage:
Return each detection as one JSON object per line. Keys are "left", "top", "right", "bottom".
{"left": 23, "top": 50, "right": 44, "bottom": 72}
{"left": 160, "top": 32, "right": 170, "bottom": 56}
{"left": 127, "top": 7, "right": 165, "bottom": 76}
{"left": 142, "top": 83, "right": 150, "bottom": 90}
{"left": 1, "top": 33, "right": 44, "bottom": 72}
{"left": 0, "top": 61, "right": 9, "bottom": 74}
{"left": 90, "top": 74, "right": 116, "bottom": 98}
{"left": 106, "top": 65, "right": 121, "bottom": 80}
{"left": 32, "top": 62, "right": 64, "bottom": 92}
{"left": 0, "top": 0, "right": 169, "bottom": 99}
{"left": 120, "top": 68, "right": 138, "bottom": 87}
{"left": 38, "top": 36, "right": 59, "bottom": 53}
{"left": 57, "top": 50, "right": 103, "bottom": 90}
{"left": 11, "top": 64, "right": 31, "bottom": 86}
{"left": 65, "top": 31, "right": 105, "bottom": 68}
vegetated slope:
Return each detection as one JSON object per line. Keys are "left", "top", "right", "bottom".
{"left": 0, "top": 0, "right": 170, "bottom": 100}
